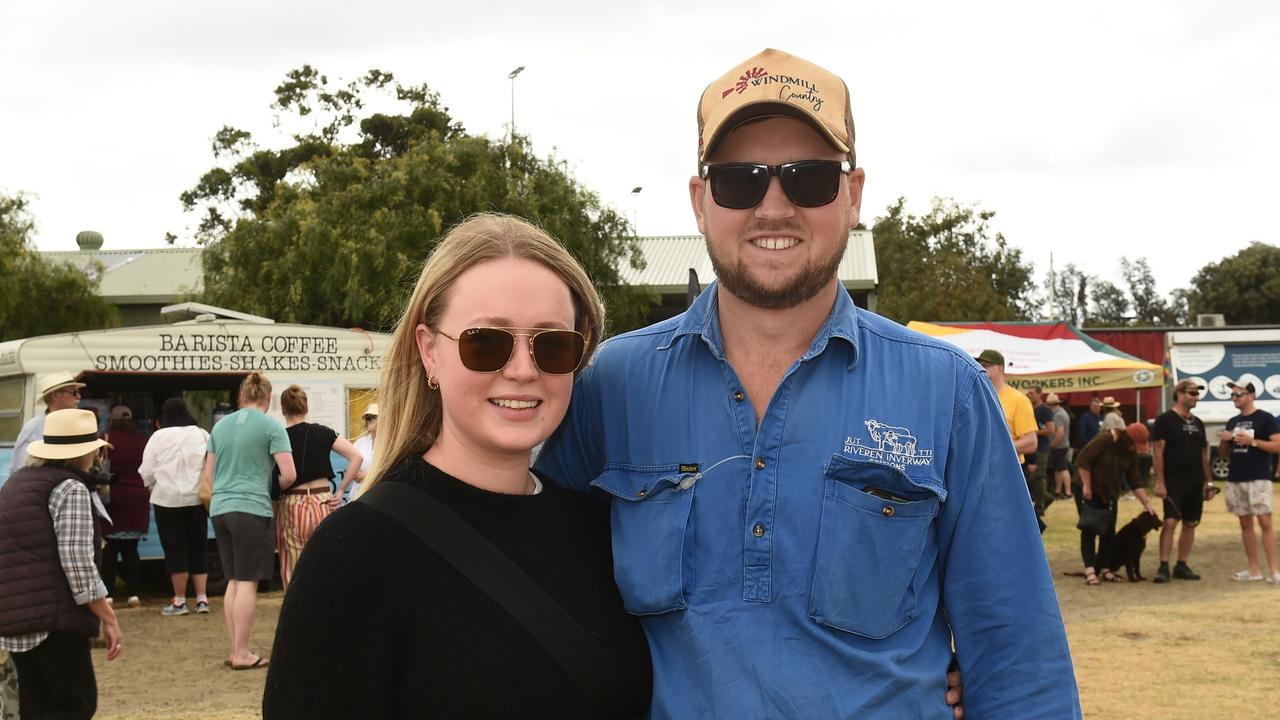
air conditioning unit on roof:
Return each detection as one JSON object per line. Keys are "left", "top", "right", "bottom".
{"left": 1196, "top": 313, "right": 1226, "bottom": 327}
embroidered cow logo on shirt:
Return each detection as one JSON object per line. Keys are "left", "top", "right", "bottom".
{"left": 843, "top": 419, "right": 935, "bottom": 471}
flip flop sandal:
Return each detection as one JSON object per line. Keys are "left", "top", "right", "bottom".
{"left": 230, "top": 656, "right": 269, "bottom": 670}
{"left": 1085, "top": 570, "right": 1100, "bottom": 586}
{"left": 1100, "top": 570, "right": 1123, "bottom": 582}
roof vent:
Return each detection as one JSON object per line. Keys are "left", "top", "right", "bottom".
{"left": 75, "top": 231, "right": 103, "bottom": 250}
{"left": 1196, "top": 313, "right": 1225, "bottom": 327}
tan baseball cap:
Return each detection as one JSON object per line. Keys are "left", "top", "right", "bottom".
{"left": 697, "top": 48, "right": 855, "bottom": 165}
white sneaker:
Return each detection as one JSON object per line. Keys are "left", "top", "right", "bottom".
{"left": 1266, "top": 573, "right": 1280, "bottom": 585}
{"left": 126, "top": 596, "right": 141, "bottom": 608}
{"left": 1231, "top": 570, "right": 1263, "bottom": 582}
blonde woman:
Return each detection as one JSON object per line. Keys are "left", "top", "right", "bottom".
{"left": 275, "top": 385, "right": 362, "bottom": 589}
{"left": 264, "top": 214, "right": 651, "bottom": 718}
{"left": 202, "top": 372, "right": 295, "bottom": 670}
{"left": 0, "top": 409, "right": 122, "bottom": 717}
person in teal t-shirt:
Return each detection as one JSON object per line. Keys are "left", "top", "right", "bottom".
{"left": 201, "top": 373, "right": 295, "bottom": 670}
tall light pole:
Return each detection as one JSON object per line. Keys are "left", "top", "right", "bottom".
{"left": 630, "top": 186, "right": 642, "bottom": 235}
{"left": 508, "top": 66, "right": 525, "bottom": 143}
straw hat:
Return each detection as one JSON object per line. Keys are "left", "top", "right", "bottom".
{"left": 37, "top": 371, "right": 85, "bottom": 400}
{"left": 1100, "top": 396, "right": 1120, "bottom": 409}
{"left": 26, "top": 409, "right": 109, "bottom": 461}
{"left": 363, "top": 403, "right": 379, "bottom": 418}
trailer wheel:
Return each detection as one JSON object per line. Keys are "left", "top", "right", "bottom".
{"left": 1212, "top": 456, "right": 1230, "bottom": 480}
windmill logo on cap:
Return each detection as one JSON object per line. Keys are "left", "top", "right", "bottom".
{"left": 723, "top": 67, "right": 768, "bottom": 98}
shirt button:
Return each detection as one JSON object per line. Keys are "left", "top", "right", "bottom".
{"left": 752, "top": 522, "right": 765, "bottom": 538}
{"left": 882, "top": 505, "right": 895, "bottom": 518}
{"left": 755, "top": 458, "right": 766, "bottom": 470}
{"left": 637, "top": 488, "right": 647, "bottom": 498}
{"left": 733, "top": 391, "right": 745, "bottom": 402}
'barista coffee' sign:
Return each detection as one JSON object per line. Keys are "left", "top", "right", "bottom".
{"left": 92, "top": 331, "right": 380, "bottom": 374}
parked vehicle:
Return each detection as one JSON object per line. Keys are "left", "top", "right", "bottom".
{"left": 1168, "top": 327, "right": 1280, "bottom": 479}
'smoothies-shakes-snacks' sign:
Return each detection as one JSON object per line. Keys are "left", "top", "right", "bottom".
{"left": 91, "top": 332, "right": 380, "bottom": 373}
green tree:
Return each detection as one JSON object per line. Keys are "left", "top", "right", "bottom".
{"left": 1087, "top": 279, "right": 1131, "bottom": 327}
{"left": 178, "top": 66, "right": 652, "bottom": 333}
{"left": 1045, "top": 258, "right": 1187, "bottom": 327}
{"left": 0, "top": 193, "right": 118, "bottom": 342}
{"left": 1184, "top": 242, "right": 1280, "bottom": 325}
{"left": 871, "top": 197, "right": 1036, "bottom": 323}
{"left": 1047, "top": 263, "right": 1089, "bottom": 325}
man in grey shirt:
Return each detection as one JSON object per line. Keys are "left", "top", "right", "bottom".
{"left": 9, "top": 371, "right": 85, "bottom": 472}
{"left": 1048, "top": 393, "right": 1073, "bottom": 499}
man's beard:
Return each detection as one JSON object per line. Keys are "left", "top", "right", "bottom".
{"left": 705, "top": 224, "right": 846, "bottom": 310}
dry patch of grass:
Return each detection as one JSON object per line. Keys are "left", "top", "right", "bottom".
{"left": 1048, "top": 488, "right": 1280, "bottom": 720}
{"left": 94, "top": 489, "right": 1280, "bottom": 719}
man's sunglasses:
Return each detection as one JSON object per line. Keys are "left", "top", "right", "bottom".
{"left": 701, "top": 160, "right": 851, "bottom": 209}
{"left": 1231, "top": 391, "right": 1250, "bottom": 399}
{"left": 434, "top": 327, "right": 586, "bottom": 375}
{"left": 1182, "top": 390, "right": 1201, "bottom": 397}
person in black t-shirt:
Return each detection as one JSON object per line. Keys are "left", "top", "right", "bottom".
{"left": 1150, "top": 380, "right": 1213, "bottom": 583}
{"left": 1219, "top": 381, "right": 1280, "bottom": 583}
{"left": 276, "top": 385, "right": 364, "bottom": 590}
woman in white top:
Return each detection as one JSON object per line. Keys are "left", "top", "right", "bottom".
{"left": 348, "top": 403, "right": 378, "bottom": 502}
{"left": 139, "top": 398, "right": 212, "bottom": 616}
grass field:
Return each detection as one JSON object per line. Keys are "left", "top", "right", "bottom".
{"left": 1049, "top": 489, "right": 1280, "bottom": 719}
{"left": 67, "top": 486, "right": 1280, "bottom": 719}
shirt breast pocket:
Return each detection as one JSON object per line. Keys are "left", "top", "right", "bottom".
{"left": 809, "top": 457, "right": 940, "bottom": 639}
{"left": 591, "top": 464, "right": 695, "bottom": 616}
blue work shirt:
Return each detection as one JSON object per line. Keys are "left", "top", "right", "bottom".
{"left": 536, "top": 283, "right": 1080, "bottom": 719}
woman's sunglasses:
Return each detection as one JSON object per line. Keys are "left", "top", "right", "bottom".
{"left": 434, "top": 327, "right": 586, "bottom": 375}
{"left": 701, "top": 160, "right": 851, "bottom": 209}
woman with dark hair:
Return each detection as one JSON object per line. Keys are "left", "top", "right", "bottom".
{"left": 141, "top": 397, "right": 213, "bottom": 616}
{"left": 275, "top": 384, "right": 362, "bottom": 589}
{"left": 100, "top": 405, "right": 149, "bottom": 608}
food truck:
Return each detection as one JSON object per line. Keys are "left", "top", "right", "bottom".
{"left": 0, "top": 304, "right": 390, "bottom": 585}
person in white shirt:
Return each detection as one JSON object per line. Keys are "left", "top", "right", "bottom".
{"left": 139, "top": 398, "right": 212, "bottom": 616}
{"left": 348, "top": 404, "right": 378, "bottom": 502}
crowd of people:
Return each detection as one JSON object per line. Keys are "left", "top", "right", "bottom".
{"left": 2, "top": 45, "right": 1278, "bottom": 719}
{"left": 0, "top": 370, "right": 371, "bottom": 715}
{"left": 977, "top": 351, "right": 1280, "bottom": 587}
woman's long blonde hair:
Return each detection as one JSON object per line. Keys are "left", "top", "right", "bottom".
{"left": 361, "top": 213, "right": 605, "bottom": 492}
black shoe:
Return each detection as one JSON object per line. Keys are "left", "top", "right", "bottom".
{"left": 1173, "top": 564, "right": 1201, "bottom": 580}
{"left": 1153, "top": 566, "right": 1170, "bottom": 584}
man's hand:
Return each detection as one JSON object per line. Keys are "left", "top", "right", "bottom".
{"left": 946, "top": 663, "right": 964, "bottom": 719}
{"left": 102, "top": 618, "right": 123, "bottom": 660}
{"left": 1154, "top": 481, "right": 1167, "bottom": 498}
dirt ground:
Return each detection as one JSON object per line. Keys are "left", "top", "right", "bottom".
{"left": 90, "top": 489, "right": 1280, "bottom": 719}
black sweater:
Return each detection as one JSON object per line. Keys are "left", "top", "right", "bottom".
{"left": 262, "top": 456, "right": 652, "bottom": 719}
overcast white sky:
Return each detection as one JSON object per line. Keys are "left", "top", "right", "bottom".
{"left": 3, "top": 1, "right": 1277, "bottom": 297}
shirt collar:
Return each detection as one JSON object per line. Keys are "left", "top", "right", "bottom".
{"left": 663, "top": 281, "right": 861, "bottom": 370}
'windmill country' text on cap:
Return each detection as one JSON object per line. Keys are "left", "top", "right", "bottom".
{"left": 697, "top": 49, "right": 855, "bottom": 166}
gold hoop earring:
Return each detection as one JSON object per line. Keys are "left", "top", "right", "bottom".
{"left": 427, "top": 372, "right": 439, "bottom": 391}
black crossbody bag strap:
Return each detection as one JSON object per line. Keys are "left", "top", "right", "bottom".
{"left": 357, "top": 481, "right": 618, "bottom": 712}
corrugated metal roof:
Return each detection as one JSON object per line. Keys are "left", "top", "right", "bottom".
{"left": 619, "top": 230, "right": 877, "bottom": 293}
{"left": 42, "top": 248, "right": 203, "bottom": 305}
{"left": 37, "top": 230, "right": 877, "bottom": 304}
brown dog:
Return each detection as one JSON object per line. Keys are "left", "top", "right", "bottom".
{"left": 1099, "top": 511, "right": 1164, "bottom": 581}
